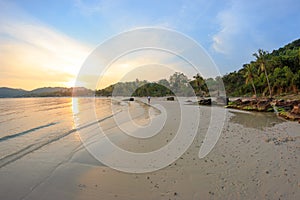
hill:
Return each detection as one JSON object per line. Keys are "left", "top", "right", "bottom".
{"left": 0, "top": 87, "right": 94, "bottom": 98}
{"left": 0, "top": 87, "right": 27, "bottom": 98}
{"left": 223, "top": 38, "right": 300, "bottom": 97}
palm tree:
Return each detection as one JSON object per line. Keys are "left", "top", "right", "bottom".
{"left": 253, "top": 49, "right": 272, "bottom": 98}
{"left": 193, "top": 73, "right": 205, "bottom": 96}
{"left": 244, "top": 63, "right": 257, "bottom": 98}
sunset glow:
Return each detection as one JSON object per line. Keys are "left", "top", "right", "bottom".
{"left": 1, "top": 1, "right": 299, "bottom": 90}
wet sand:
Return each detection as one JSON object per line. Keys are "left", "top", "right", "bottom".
{"left": 0, "top": 98, "right": 299, "bottom": 199}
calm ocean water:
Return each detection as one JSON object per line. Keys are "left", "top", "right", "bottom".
{"left": 0, "top": 97, "right": 121, "bottom": 167}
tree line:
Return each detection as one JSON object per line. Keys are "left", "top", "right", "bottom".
{"left": 223, "top": 39, "right": 300, "bottom": 97}
{"left": 95, "top": 71, "right": 224, "bottom": 97}
{"left": 96, "top": 39, "right": 300, "bottom": 97}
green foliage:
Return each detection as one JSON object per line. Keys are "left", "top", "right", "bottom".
{"left": 96, "top": 39, "right": 300, "bottom": 98}
{"left": 224, "top": 38, "right": 300, "bottom": 97}
{"left": 132, "top": 83, "right": 174, "bottom": 97}
{"left": 96, "top": 72, "right": 210, "bottom": 97}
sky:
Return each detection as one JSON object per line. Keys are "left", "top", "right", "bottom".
{"left": 0, "top": 0, "right": 300, "bottom": 90}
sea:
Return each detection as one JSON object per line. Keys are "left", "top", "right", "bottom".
{"left": 0, "top": 97, "right": 124, "bottom": 168}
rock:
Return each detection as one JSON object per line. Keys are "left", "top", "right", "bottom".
{"left": 122, "top": 97, "right": 134, "bottom": 101}
{"left": 198, "top": 98, "right": 211, "bottom": 105}
{"left": 241, "top": 99, "right": 251, "bottom": 105}
{"left": 257, "top": 100, "right": 273, "bottom": 112}
{"left": 273, "top": 100, "right": 300, "bottom": 121}
{"left": 232, "top": 98, "right": 242, "bottom": 105}
{"left": 166, "top": 96, "right": 175, "bottom": 101}
{"left": 274, "top": 99, "right": 300, "bottom": 111}
{"left": 291, "top": 104, "right": 300, "bottom": 114}
{"left": 227, "top": 98, "right": 300, "bottom": 121}
{"left": 228, "top": 98, "right": 273, "bottom": 111}
{"left": 279, "top": 112, "right": 300, "bottom": 121}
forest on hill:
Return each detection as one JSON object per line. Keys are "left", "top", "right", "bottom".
{"left": 96, "top": 38, "right": 300, "bottom": 97}
{"left": 223, "top": 39, "right": 300, "bottom": 97}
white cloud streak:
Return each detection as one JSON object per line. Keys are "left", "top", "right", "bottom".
{"left": 73, "top": 0, "right": 106, "bottom": 16}
{"left": 0, "top": 1, "right": 92, "bottom": 89}
{"left": 211, "top": 1, "right": 247, "bottom": 55}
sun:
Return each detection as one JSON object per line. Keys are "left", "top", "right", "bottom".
{"left": 64, "top": 78, "right": 76, "bottom": 88}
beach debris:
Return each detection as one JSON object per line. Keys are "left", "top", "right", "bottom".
{"left": 78, "top": 184, "right": 86, "bottom": 188}
{"left": 264, "top": 136, "right": 296, "bottom": 145}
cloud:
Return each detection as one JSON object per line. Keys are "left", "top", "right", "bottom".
{"left": 0, "top": 1, "right": 92, "bottom": 89}
{"left": 72, "top": 0, "right": 214, "bottom": 33}
{"left": 212, "top": 0, "right": 300, "bottom": 56}
{"left": 211, "top": 1, "right": 246, "bottom": 55}
{"left": 73, "top": 0, "right": 106, "bottom": 16}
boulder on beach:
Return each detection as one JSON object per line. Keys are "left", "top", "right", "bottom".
{"left": 122, "top": 97, "right": 134, "bottom": 101}
{"left": 227, "top": 98, "right": 273, "bottom": 112}
{"left": 227, "top": 98, "right": 300, "bottom": 121}
{"left": 273, "top": 99, "right": 299, "bottom": 111}
{"left": 198, "top": 98, "right": 211, "bottom": 105}
{"left": 257, "top": 99, "right": 274, "bottom": 111}
{"left": 166, "top": 96, "right": 175, "bottom": 101}
{"left": 291, "top": 104, "right": 300, "bottom": 114}
{"left": 273, "top": 100, "right": 300, "bottom": 121}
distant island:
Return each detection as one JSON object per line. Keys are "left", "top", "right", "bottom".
{"left": 0, "top": 87, "right": 94, "bottom": 98}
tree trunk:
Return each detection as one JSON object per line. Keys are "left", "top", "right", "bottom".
{"left": 292, "top": 85, "right": 298, "bottom": 93}
{"left": 264, "top": 70, "right": 272, "bottom": 98}
{"left": 251, "top": 79, "right": 257, "bottom": 98}
{"left": 197, "top": 81, "right": 202, "bottom": 96}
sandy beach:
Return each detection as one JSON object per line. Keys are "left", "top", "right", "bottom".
{"left": 0, "top": 97, "right": 299, "bottom": 200}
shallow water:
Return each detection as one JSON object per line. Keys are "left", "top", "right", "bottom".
{"left": 228, "top": 109, "right": 286, "bottom": 130}
{"left": 0, "top": 98, "right": 122, "bottom": 167}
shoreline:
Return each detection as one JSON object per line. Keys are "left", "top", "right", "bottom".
{"left": 0, "top": 98, "right": 299, "bottom": 199}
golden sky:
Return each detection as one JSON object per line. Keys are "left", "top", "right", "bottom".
{"left": 0, "top": 2, "right": 220, "bottom": 91}
{"left": 0, "top": 15, "right": 91, "bottom": 90}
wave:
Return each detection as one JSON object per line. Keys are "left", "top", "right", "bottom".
{"left": 0, "top": 112, "right": 120, "bottom": 168}
{"left": 0, "top": 100, "right": 157, "bottom": 168}
{"left": 0, "top": 122, "right": 58, "bottom": 142}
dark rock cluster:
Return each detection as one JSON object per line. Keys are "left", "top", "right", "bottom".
{"left": 227, "top": 98, "right": 300, "bottom": 123}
